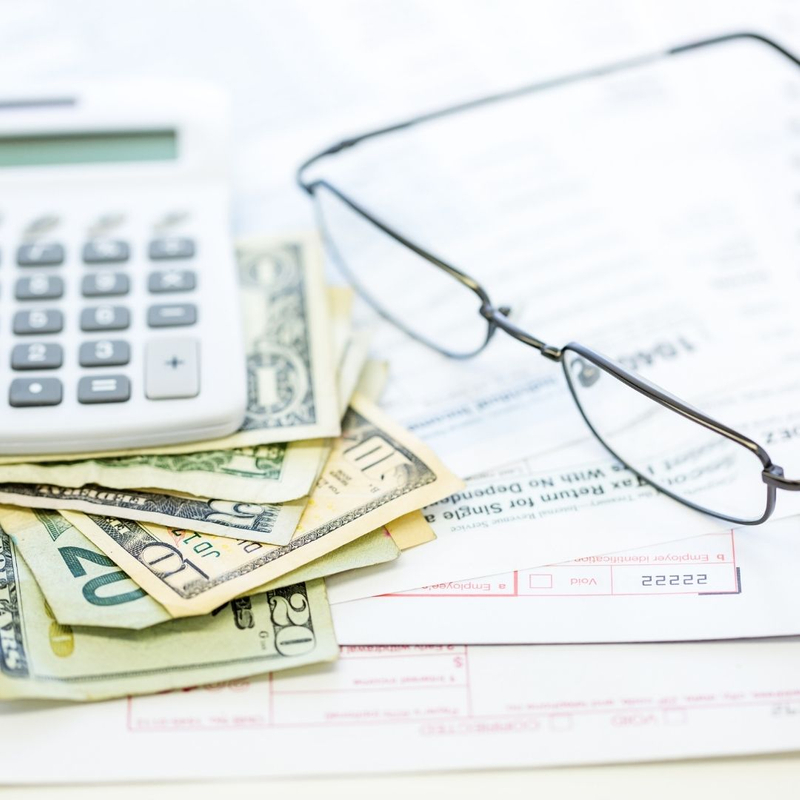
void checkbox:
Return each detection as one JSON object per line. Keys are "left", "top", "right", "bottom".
{"left": 528, "top": 573, "right": 553, "bottom": 589}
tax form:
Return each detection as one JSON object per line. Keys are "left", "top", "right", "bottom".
{"left": 326, "top": 365, "right": 800, "bottom": 606}
{"left": 3, "top": 640, "right": 800, "bottom": 783}
{"left": 331, "top": 515, "right": 800, "bottom": 644}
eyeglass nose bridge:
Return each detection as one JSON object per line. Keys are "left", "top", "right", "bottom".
{"left": 480, "top": 302, "right": 563, "bottom": 362}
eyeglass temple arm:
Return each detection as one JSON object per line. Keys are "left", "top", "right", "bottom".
{"left": 763, "top": 465, "right": 800, "bottom": 491}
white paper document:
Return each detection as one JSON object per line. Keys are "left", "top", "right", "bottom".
{"left": 326, "top": 369, "right": 800, "bottom": 606}
{"left": 332, "top": 515, "right": 800, "bottom": 644}
{"left": 4, "top": 640, "right": 800, "bottom": 783}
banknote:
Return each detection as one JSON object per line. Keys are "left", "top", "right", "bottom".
{"left": 0, "top": 440, "right": 325, "bottom": 505}
{"left": 64, "top": 394, "right": 464, "bottom": 617}
{"left": 0, "top": 233, "right": 340, "bottom": 466}
{"left": 0, "top": 507, "right": 170, "bottom": 630}
{"left": 385, "top": 510, "right": 437, "bottom": 551}
{"left": 0, "top": 507, "right": 400, "bottom": 629}
{"left": 354, "top": 360, "right": 390, "bottom": 405}
{"left": 244, "top": 527, "right": 401, "bottom": 598}
{"left": 328, "top": 285, "right": 355, "bottom": 370}
{"left": 0, "top": 525, "right": 338, "bottom": 701}
{"left": 336, "top": 330, "right": 371, "bottom": 414}
{"left": 0, "top": 485, "right": 306, "bottom": 545}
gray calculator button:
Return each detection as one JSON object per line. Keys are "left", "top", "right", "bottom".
{"left": 145, "top": 338, "right": 200, "bottom": 399}
{"left": 83, "top": 239, "right": 129, "bottom": 263}
{"left": 15, "top": 275, "right": 64, "bottom": 300}
{"left": 80, "top": 305, "right": 130, "bottom": 331}
{"left": 82, "top": 272, "right": 130, "bottom": 297}
{"left": 149, "top": 237, "right": 195, "bottom": 260}
{"left": 78, "top": 374, "right": 131, "bottom": 404}
{"left": 13, "top": 309, "right": 63, "bottom": 335}
{"left": 17, "top": 243, "right": 65, "bottom": 266}
{"left": 9, "top": 377, "right": 62, "bottom": 407}
{"left": 147, "top": 303, "right": 197, "bottom": 328}
{"left": 148, "top": 270, "right": 196, "bottom": 293}
{"left": 11, "top": 343, "right": 63, "bottom": 370}
{"left": 79, "top": 339, "right": 130, "bottom": 367}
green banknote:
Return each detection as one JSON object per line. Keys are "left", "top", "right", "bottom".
{"left": 0, "top": 507, "right": 170, "bottom": 630}
{"left": 63, "top": 395, "right": 464, "bottom": 617}
{"left": 0, "top": 484, "right": 306, "bottom": 546}
{"left": 0, "top": 524, "right": 338, "bottom": 701}
{"left": 0, "top": 507, "right": 400, "bottom": 630}
{"left": 0, "top": 441, "right": 325, "bottom": 505}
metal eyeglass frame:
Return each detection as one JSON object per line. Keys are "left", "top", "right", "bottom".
{"left": 296, "top": 30, "right": 800, "bottom": 526}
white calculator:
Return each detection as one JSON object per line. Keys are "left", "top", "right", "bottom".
{"left": 0, "top": 82, "right": 247, "bottom": 455}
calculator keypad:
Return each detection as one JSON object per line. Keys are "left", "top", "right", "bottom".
{"left": 5, "top": 224, "right": 204, "bottom": 416}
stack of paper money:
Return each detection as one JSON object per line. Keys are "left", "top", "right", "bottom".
{"left": 0, "top": 234, "right": 462, "bottom": 702}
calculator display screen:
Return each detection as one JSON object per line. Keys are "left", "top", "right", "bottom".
{"left": 0, "top": 130, "right": 177, "bottom": 167}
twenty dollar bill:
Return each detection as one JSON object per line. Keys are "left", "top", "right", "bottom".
{"left": 0, "top": 524, "right": 338, "bottom": 702}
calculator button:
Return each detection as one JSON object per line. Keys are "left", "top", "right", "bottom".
{"left": 13, "top": 309, "right": 63, "bottom": 335}
{"left": 147, "top": 303, "right": 197, "bottom": 328}
{"left": 9, "top": 378, "right": 62, "bottom": 407}
{"left": 79, "top": 340, "right": 130, "bottom": 367}
{"left": 83, "top": 239, "right": 130, "bottom": 264}
{"left": 78, "top": 375, "right": 131, "bottom": 404}
{"left": 80, "top": 305, "right": 130, "bottom": 332}
{"left": 145, "top": 338, "right": 200, "bottom": 399}
{"left": 17, "top": 243, "right": 65, "bottom": 267}
{"left": 11, "top": 343, "right": 63, "bottom": 370}
{"left": 15, "top": 275, "right": 64, "bottom": 300}
{"left": 149, "top": 237, "right": 195, "bottom": 260}
{"left": 82, "top": 273, "right": 130, "bottom": 297}
{"left": 148, "top": 270, "right": 196, "bottom": 293}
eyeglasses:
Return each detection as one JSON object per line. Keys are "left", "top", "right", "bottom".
{"left": 297, "top": 31, "right": 800, "bottom": 526}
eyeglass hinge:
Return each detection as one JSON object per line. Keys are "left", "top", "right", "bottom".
{"left": 763, "top": 463, "right": 800, "bottom": 491}
{"left": 540, "top": 344, "right": 563, "bottom": 362}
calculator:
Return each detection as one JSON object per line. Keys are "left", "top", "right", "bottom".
{"left": 0, "top": 82, "right": 247, "bottom": 455}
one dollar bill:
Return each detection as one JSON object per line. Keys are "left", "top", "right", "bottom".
{"left": 0, "top": 525, "right": 338, "bottom": 702}
{"left": 0, "top": 440, "right": 325, "bottom": 505}
{"left": 64, "top": 395, "right": 464, "bottom": 617}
